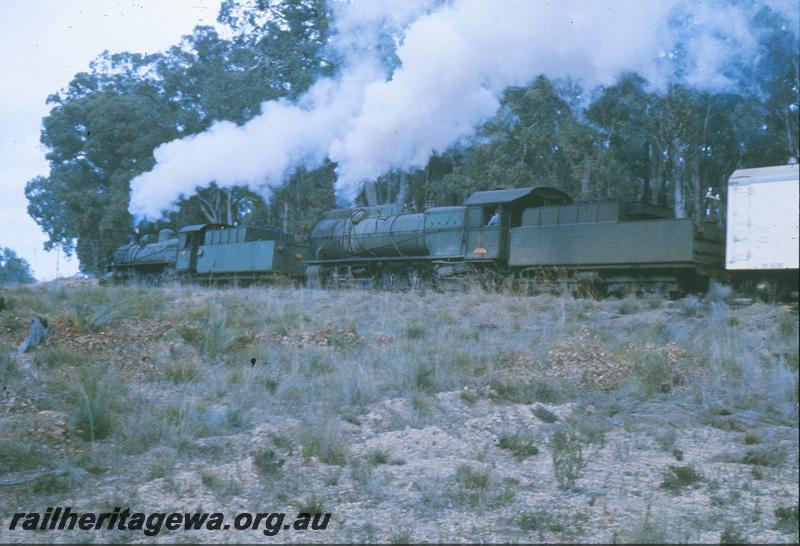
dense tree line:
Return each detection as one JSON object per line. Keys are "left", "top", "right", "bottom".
{"left": 0, "top": 248, "right": 36, "bottom": 285}
{"left": 27, "top": 1, "right": 798, "bottom": 274}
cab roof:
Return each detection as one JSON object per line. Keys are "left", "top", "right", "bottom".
{"left": 463, "top": 186, "right": 572, "bottom": 206}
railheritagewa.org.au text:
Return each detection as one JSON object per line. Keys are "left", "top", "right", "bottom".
{"left": 8, "top": 506, "right": 331, "bottom": 537}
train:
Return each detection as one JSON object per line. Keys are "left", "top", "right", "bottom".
{"left": 107, "top": 164, "right": 798, "bottom": 297}
{"left": 107, "top": 185, "right": 728, "bottom": 296}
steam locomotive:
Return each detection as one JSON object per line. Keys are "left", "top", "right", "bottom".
{"left": 108, "top": 185, "right": 725, "bottom": 295}
{"left": 107, "top": 224, "right": 306, "bottom": 284}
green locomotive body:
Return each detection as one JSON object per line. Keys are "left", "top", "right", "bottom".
{"left": 306, "top": 186, "right": 724, "bottom": 294}
{"left": 107, "top": 224, "right": 307, "bottom": 284}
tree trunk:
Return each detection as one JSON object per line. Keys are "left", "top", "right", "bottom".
{"left": 225, "top": 189, "right": 233, "bottom": 225}
{"left": 396, "top": 172, "right": 408, "bottom": 207}
{"left": 670, "top": 139, "right": 686, "bottom": 218}
{"left": 690, "top": 152, "right": 701, "bottom": 225}
{"left": 364, "top": 181, "right": 378, "bottom": 206}
{"left": 646, "top": 140, "right": 662, "bottom": 205}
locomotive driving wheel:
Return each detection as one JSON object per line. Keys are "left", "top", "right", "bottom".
{"left": 376, "top": 271, "right": 396, "bottom": 291}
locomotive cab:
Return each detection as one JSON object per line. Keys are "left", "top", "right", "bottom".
{"left": 176, "top": 224, "right": 228, "bottom": 273}
{"left": 463, "top": 187, "right": 572, "bottom": 263}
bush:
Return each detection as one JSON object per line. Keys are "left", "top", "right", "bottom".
{"left": 56, "top": 362, "right": 123, "bottom": 441}
{"left": 659, "top": 465, "right": 703, "bottom": 493}
{"left": 299, "top": 420, "right": 349, "bottom": 465}
{"left": 626, "top": 508, "right": 670, "bottom": 543}
{"left": 497, "top": 431, "right": 539, "bottom": 460}
{"left": 405, "top": 325, "right": 426, "bottom": 339}
{"left": 531, "top": 404, "right": 559, "bottom": 423}
{"left": 615, "top": 296, "right": 641, "bottom": 315}
{"left": 774, "top": 504, "right": 799, "bottom": 534}
{"left": 163, "top": 360, "right": 201, "bottom": 383}
{"left": 296, "top": 494, "right": 325, "bottom": 514}
{"left": 253, "top": 448, "right": 285, "bottom": 476}
{"left": 719, "top": 522, "right": 748, "bottom": 544}
{"left": 37, "top": 345, "right": 87, "bottom": 368}
{"left": 550, "top": 424, "right": 588, "bottom": 489}
{"left": 741, "top": 447, "right": 786, "bottom": 467}
{"left": 366, "top": 449, "right": 389, "bottom": 465}
{"left": 448, "top": 465, "right": 514, "bottom": 508}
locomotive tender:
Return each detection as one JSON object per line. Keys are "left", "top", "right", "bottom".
{"left": 109, "top": 185, "right": 725, "bottom": 294}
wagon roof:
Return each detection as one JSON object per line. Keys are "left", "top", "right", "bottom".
{"left": 178, "top": 223, "right": 228, "bottom": 233}
{"left": 463, "top": 186, "right": 572, "bottom": 206}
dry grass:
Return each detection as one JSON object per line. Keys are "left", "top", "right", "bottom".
{"left": 0, "top": 281, "right": 797, "bottom": 543}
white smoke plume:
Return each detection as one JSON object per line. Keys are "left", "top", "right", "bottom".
{"left": 130, "top": 0, "right": 781, "bottom": 218}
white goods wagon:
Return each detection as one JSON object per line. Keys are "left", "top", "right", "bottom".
{"left": 726, "top": 164, "right": 799, "bottom": 270}
{"left": 725, "top": 163, "right": 799, "bottom": 297}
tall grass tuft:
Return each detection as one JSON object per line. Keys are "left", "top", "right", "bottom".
{"left": 55, "top": 362, "right": 124, "bottom": 441}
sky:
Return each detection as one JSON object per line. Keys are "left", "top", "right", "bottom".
{"left": 0, "top": 0, "right": 220, "bottom": 281}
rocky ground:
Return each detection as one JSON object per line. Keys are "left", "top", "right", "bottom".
{"left": 0, "top": 281, "right": 798, "bottom": 543}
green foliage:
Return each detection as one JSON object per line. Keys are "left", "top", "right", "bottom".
{"left": 773, "top": 504, "right": 799, "bottom": 534}
{"left": 296, "top": 494, "right": 325, "bottom": 515}
{"left": 741, "top": 447, "right": 786, "bottom": 467}
{"left": 23, "top": 0, "right": 800, "bottom": 273}
{"left": 0, "top": 248, "right": 35, "bottom": 285}
{"left": 253, "top": 448, "right": 285, "bottom": 476}
{"left": 497, "top": 431, "right": 539, "bottom": 460}
{"left": 366, "top": 449, "right": 389, "bottom": 465}
{"left": 163, "top": 360, "right": 201, "bottom": 384}
{"left": 626, "top": 507, "right": 670, "bottom": 543}
{"left": 550, "top": 424, "right": 588, "bottom": 489}
{"left": 720, "top": 522, "right": 748, "bottom": 544}
{"left": 56, "top": 362, "right": 124, "bottom": 441}
{"left": 299, "top": 420, "right": 349, "bottom": 465}
{"left": 659, "top": 465, "right": 703, "bottom": 493}
{"left": 26, "top": 1, "right": 334, "bottom": 273}
{"left": 448, "top": 465, "right": 515, "bottom": 508}
{"left": 531, "top": 404, "right": 559, "bottom": 423}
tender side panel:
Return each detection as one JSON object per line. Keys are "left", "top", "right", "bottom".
{"left": 508, "top": 219, "right": 696, "bottom": 267}
{"left": 196, "top": 241, "right": 276, "bottom": 273}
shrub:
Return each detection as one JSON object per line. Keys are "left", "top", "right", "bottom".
{"left": 253, "top": 448, "right": 285, "bottom": 476}
{"left": 405, "top": 325, "right": 426, "bottom": 339}
{"left": 550, "top": 424, "right": 588, "bottom": 489}
{"left": 497, "top": 431, "right": 539, "bottom": 460}
{"left": 299, "top": 420, "right": 349, "bottom": 465}
{"left": 741, "top": 447, "right": 786, "bottom": 467}
{"left": 774, "top": 504, "right": 799, "bottom": 534}
{"left": 366, "top": 449, "right": 389, "bottom": 465}
{"left": 743, "top": 431, "right": 760, "bottom": 445}
{"left": 448, "top": 465, "right": 514, "bottom": 508}
{"left": 0, "top": 426, "right": 49, "bottom": 473}
{"left": 296, "top": 494, "right": 325, "bottom": 514}
{"left": 37, "top": 345, "right": 87, "bottom": 368}
{"left": 489, "top": 380, "right": 563, "bottom": 405}
{"left": 518, "top": 509, "right": 564, "bottom": 533}
{"left": 615, "top": 296, "right": 641, "bottom": 315}
{"left": 659, "top": 465, "right": 703, "bottom": 493}
{"left": 719, "top": 522, "right": 748, "bottom": 544}
{"left": 57, "top": 362, "right": 123, "bottom": 441}
{"left": 163, "top": 360, "right": 201, "bottom": 383}
{"left": 626, "top": 508, "right": 670, "bottom": 543}
{"left": 531, "top": 404, "right": 559, "bottom": 423}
